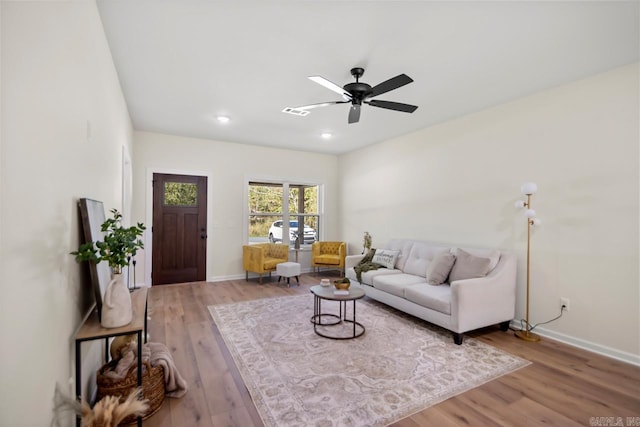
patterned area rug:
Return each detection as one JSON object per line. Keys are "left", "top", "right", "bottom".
{"left": 208, "top": 295, "right": 529, "bottom": 427}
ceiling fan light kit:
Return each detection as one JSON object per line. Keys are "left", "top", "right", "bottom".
{"left": 286, "top": 67, "right": 418, "bottom": 124}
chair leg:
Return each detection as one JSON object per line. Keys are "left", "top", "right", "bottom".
{"left": 245, "top": 271, "right": 248, "bottom": 282}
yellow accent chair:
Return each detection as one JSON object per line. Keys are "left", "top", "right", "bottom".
{"left": 243, "top": 243, "right": 289, "bottom": 284}
{"left": 311, "top": 241, "right": 346, "bottom": 275}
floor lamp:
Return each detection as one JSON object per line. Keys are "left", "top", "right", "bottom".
{"left": 514, "top": 182, "right": 542, "bottom": 342}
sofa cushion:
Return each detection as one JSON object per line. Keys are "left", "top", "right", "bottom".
{"left": 403, "top": 243, "right": 451, "bottom": 277}
{"left": 426, "top": 252, "right": 456, "bottom": 285}
{"left": 346, "top": 267, "right": 402, "bottom": 286}
{"left": 372, "top": 274, "right": 427, "bottom": 298}
{"left": 448, "top": 249, "right": 491, "bottom": 282}
{"left": 264, "top": 257, "right": 284, "bottom": 270}
{"left": 404, "top": 284, "right": 452, "bottom": 315}
{"left": 371, "top": 249, "right": 400, "bottom": 269}
{"left": 313, "top": 254, "right": 340, "bottom": 265}
{"left": 454, "top": 247, "right": 501, "bottom": 272}
{"left": 385, "top": 239, "right": 415, "bottom": 271}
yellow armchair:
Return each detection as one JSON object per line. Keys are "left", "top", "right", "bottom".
{"left": 311, "top": 241, "right": 346, "bottom": 275}
{"left": 243, "top": 243, "right": 289, "bottom": 283}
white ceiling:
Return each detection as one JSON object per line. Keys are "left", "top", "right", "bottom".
{"left": 96, "top": 1, "right": 639, "bottom": 155}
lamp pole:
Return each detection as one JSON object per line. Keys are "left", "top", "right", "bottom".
{"left": 515, "top": 190, "right": 541, "bottom": 342}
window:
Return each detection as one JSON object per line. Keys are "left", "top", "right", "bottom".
{"left": 164, "top": 182, "right": 198, "bottom": 206}
{"left": 247, "top": 181, "right": 320, "bottom": 246}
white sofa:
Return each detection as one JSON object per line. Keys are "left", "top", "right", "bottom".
{"left": 345, "top": 239, "right": 516, "bottom": 344}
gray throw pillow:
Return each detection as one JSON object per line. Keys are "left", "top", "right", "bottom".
{"left": 426, "top": 252, "right": 456, "bottom": 285}
{"left": 448, "top": 249, "right": 491, "bottom": 282}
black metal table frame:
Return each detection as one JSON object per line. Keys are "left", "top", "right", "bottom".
{"left": 311, "top": 293, "right": 365, "bottom": 340}
{"left": 75, "top": 297, "right": 148, "bottom": 427}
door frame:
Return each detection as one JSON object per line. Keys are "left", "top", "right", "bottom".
{"left": 145, "top": 167, "right": 213, "bottom": 285}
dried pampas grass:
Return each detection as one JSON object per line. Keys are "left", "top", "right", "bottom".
{"left": 81, "top": 387, "right": 149, "bottom": 427}
{"left": 53, "top": 384, "right": 149, "bottom": 427}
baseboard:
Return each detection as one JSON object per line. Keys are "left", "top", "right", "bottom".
{"left": 208, "top": 274, "right": 246, "bottom": 282}
{"left": 510, "top": 321, "right": 640, "bottom": 367}
{"left": 208, "top": 268, "right": 317, "bottom": 283}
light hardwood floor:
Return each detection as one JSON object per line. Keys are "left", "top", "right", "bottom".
{"left": 143, "top": 274, "right": 640, "bottom": 427}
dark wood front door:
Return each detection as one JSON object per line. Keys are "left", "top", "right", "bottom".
{"left": 152, "top": 173, "right": 207, "bottom": 285}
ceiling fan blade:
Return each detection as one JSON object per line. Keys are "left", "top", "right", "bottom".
{"left": 366, "top": 100, "right": 418, "bottom": 113}
{"left": 370, "top": 74, "right": 413, "bottom": 98}
{"left": 309, "top": 76, "right": 352, "bottom": 99}
{"left": 295, "top": 101, "right": 349, "bottom": 110}
{"left": 348, "top": 104, "right": 361, "bottom": 124}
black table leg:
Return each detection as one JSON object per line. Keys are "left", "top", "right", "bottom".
{"left": 75, "top": 341, "right": 81, "bottom": 427}
{"left": 137, "top": 330, "right": 143, "bottom": 427}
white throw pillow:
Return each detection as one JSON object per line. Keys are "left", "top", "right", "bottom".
{"left": 372, "top": 249, "right": 400, "bottom": 269}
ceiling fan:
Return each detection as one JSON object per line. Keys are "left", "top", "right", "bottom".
{"left": 288, "top": 67, "right": 418, "bottom": 124}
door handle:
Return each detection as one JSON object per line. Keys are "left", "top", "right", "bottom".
{"left": 200, "top": 234, "right": 207, "bottom": 239}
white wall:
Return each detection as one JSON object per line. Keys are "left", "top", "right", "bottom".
{"left": 132, "top": 131, "right": 339, "bottom": 283}
{"left": 339, "top": 64, "right": 639, "bottom": 361}
{"left": 0, "top": 2, "right": 132, "bottom": 425}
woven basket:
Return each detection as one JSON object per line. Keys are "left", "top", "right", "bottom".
{"left": 96, "top": 359, "right": 165, "bottom": 424}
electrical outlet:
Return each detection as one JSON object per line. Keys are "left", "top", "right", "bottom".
{"left": 560, "top": 297, "right": 570, "bottom": 312}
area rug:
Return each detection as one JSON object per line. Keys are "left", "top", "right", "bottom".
{"left": 208, "top": 295, "right": 529, "bottom": 427}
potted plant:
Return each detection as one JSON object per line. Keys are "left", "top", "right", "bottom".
{"left": 72, "top": 209, "right": 146, "bottom": 328}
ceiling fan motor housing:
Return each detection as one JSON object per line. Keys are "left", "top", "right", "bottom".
{"left": 343, "top": 82, "right": 372, "bottom": 104}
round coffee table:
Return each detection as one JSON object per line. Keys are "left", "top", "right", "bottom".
{"left": 310, "top": 285, "right": 365, "bottom": 339}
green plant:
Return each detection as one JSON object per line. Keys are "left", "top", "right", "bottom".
{"left": 72, "top": 209, "right": 146, "bottom": 274}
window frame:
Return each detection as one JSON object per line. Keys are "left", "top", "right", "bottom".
{"left": 244, "top": 177, "right": 323, "bottom": 247}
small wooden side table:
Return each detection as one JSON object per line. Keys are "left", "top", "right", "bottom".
{"left": 74, "top": 287, "right": 148, "bottom": 427}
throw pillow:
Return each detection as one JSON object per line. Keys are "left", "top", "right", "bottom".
{"left": 426, "top": 252, "right": 456, "bottom": 285}
{"left": 448, "top": 249, "right": 491, "bottom": 282}
{"left": 371, "top": 249, "right": 400, "bottom": 269}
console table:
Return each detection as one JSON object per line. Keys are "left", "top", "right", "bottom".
{"left": 74, "top": 287, "right": 148, "bottom": 427}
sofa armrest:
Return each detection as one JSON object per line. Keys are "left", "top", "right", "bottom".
{"left": 449, "top": 253, "right": 517, "bottom": 333}
{"left": 243, "top": 245, "right": 265, "bottom": 273}
{"left": 310, "top": 241, "right": 319, "bottom": 255}
{"left": 345, "top": 254, "right": 365, "bottom": 269}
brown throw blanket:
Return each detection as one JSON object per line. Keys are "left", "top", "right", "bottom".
{"left": 354, "top": 248, "right": 383, "bottom": 282}
{"left": 104, "top": 341, "right": 188, "bottom": 398}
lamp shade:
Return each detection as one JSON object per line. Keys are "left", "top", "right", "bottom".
{"left": 525, "top": 209, "right": 536, "bottom": 218}
{"left": 531, "top": 218, "right": 542, "bottom": 226}
{"left": 514, "top": 200, "right": 526, "bottom": 209}
{"left": 521, "top": 182, "right": 538, "bottom": 195}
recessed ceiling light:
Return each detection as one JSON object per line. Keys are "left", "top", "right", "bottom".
{"left": 216, "top": 115, "right": 230, "bottom": 124}
{"left": 321, "top": 132, "right": 332, "bottom": 139}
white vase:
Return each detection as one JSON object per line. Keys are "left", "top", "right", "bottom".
{"left": 101, "top": 273, "right": 132, "bottom": 328}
